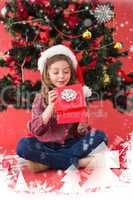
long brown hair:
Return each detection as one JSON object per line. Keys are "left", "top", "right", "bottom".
{"left": 40, "top": 54, "right": 78, "bottom": 104}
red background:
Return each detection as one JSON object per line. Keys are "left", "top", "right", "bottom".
{"left": 0, "top": 0, "right": 133, "bottom": 153}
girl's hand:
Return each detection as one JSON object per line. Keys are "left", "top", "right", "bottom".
{"left": 48, "top": 90, "right": 58, "bottom": 106}
{"left": 77, "top": 122, "right": 89, "bottom": 135}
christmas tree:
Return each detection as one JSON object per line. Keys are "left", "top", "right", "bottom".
{"left": 60, "top": 165, "right": 82, "bottom": 194}
{"left": 0, "top": 0, "right": 132, "bottom": 112}
{"left": 14, "top": 170, "right": 29, "bottom": 192}
{"left": 82, "top": 165, "right": 120, "bottom": 192}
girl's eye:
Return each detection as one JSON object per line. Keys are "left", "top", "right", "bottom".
{"left": 52, "top": 71, "right": 69, "bottom": 75}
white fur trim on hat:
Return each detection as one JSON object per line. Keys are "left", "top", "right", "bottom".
{"left": 38, "top": 44, "right": 78, "bottom": 74}
{"left": 82, "top": 85, "right": 92, "bottom": 97}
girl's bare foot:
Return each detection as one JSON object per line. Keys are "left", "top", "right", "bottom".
{"left": 78, "top": 151, "right": 106, "bottom": 168}
{"left": 27, "top": 160, "right": 49, "bottom": 173}
{"left": 78, "top": 156, "right": 95, "bottom": 168}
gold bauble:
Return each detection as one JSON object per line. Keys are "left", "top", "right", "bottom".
{"left": 103, "top": 65, "right": 108, "bottom": 71}
{"left": 114, "top": 42, "right": 123, "bottom": 49}
{"left": 103, "top": 73, "right": 111, "bottom": 85}
{"left": 82, "top": 30, "right": 92, "bottom": 40}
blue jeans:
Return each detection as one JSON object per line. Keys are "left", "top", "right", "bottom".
{"left": 16, "top": 129, "right": 108, "bottom": 170}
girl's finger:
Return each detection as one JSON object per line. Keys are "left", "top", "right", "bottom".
{"left": 49, "top": 90, "right": 58, "bottom": 95}
{"left": 51, "top": 95, "right": 58, "bottom": 102}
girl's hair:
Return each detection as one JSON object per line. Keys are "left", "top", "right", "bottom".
{"left": 40, "top": 54, "right": 78, "bottom": 104}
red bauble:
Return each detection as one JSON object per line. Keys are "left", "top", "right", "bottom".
{"left": 42, "top": 25, "right": 50, "bottom": 31}
{"left": 67, "top": 16, "right": 79, "bottom": 29}
{"left": 17, "top": 9, "right": 28, "bottom": 20}
{"left": 25, "top": 56, "right": 32, "bottom": 62}
{"left": 63, "top": 4, "right": 76, "bottom": 19}
{"left": 9, "top": 66, "right": 16, "bottom": 75}
{"left": 77, "top": 0, "right": 85, "bottom": 4}
{"left": 76, "top": 51, "right": 83, "bottom": 61}
{"left": 40, "top": 32, "right": 49, "bottom": 44}
{"left": 17, "top": 0, "right": 28, "bottom": 20}
{"left": 13, "top": 75, "right": 21, "bottom": 85}
{"left": 92, "top": 40, "right": 99, "bottom": 48}
{"left": 63, "top": 9, "right": 70, "bottom": 19}
{"left": 4, "top": 55, "right": 14, "bottom": 63}
{"left": 62, "top": 41, "right": 71, "bottom": 48}
{"left": 30, "top": 0, "right": 49, "bottom": 6}
{"left": 68, "top": 3, "right": 76, "bottom": 12}
{"left": 89, "top": 60, "right": 97, "bottom": 69}
{"left": 45, "top": 6, "right": 55, "bottom": 16}
{"left": 12, "top": 39, "right": 27, "bottom": 47}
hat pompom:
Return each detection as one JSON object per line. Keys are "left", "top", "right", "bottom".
{"left": 82, "top": 85, "right": 92, "bottom": 97}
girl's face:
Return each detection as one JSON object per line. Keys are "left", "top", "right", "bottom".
{"left": 47, "top": 60, "right": 71, "bottom": 88}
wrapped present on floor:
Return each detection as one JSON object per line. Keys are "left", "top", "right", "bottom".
{"left": 110, "top": 132, "right": 133, "bottom": 169}
{"left": 54, "top": 84, "right": 88, "bottom": 124}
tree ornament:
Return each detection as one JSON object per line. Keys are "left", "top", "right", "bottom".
{"left": 55, "top": 8, "right": 62, "bottom": 14}
{"left": 103, "top": 65, "right": 108, "bottom": 70}
{"left": 4, "top": 55, "right": 14, "bottom": 63}
{"left": 114, "top": 42, "right": 123, "bottom": 49}
{"left": 91, "top": 0, "right": 99, "bottom": 8}
{"left": 102, "top": 65, "right": 111, "bottom": 86}
{"left": 89, "top": 60, "right": 97, "bottom": 69}
{"left": 84, "top": 5, "right": 89, "bottom": 11}
{"left": 63, "top": 9, "right": 70, "bottom": 18}
{"left": 67, "top": 16, "right": 79, "bottom": 29}
{"left": 25, "top": 56, "right": 32, "bottom": 63}
{"left": 68, "top": 3, "right": 76, "bottom": 13}
{"left": 45, "top": 6, "right": 55, "bottom": 16}
{"left": 29, "top": 0, "right": 35, "bottom": 3}
{"left": 13, "top": 75, "right": 21, "bottom": 85}
{"left": 62, "top": 40, "right": 71, "bottom": 48}
{"left": 1, "top": 6, "right": 8, "bottom": 18}
{"left": 63, "top": 22, "right": 67, "bottom": 27}
{"left": 17, "top": 0, "right": 28, "bottom": 20}
{"left": 9, "top": 65, "right": 16, "bottom": 76}
{"left": 40, "top": 32, "right": 49, "bottom": 44}
{"left": 30, "top": 0, "right": 49, "bottom": 6}
{"left": 103, "top": 73, "right": 111, "bottom": 86}
{"left": 82, "top": 30, "right": 92, "bottom": 40}
{"left": 76, "top": 51, "right": 83, "bottom": 61}
{"left": 93, "top": 4, "right": 114, "bottom": 24}
{"left": 83, "top": 18, "right": 92, "bottom": 27}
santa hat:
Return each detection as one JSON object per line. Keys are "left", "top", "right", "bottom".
{"left": 38, "top": 44, "right": 92, "bottom": 97}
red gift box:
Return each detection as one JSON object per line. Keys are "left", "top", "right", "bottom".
{"left": 54, "top": 84, "right": 88, "bottom": 124}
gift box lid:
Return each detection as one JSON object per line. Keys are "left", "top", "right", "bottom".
{"left": 54, "top": 84, "right": 87, "bottom": 112}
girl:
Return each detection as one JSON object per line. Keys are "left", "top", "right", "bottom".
{"left": 16, "top": 44, "right": 108, "bottom": 173}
